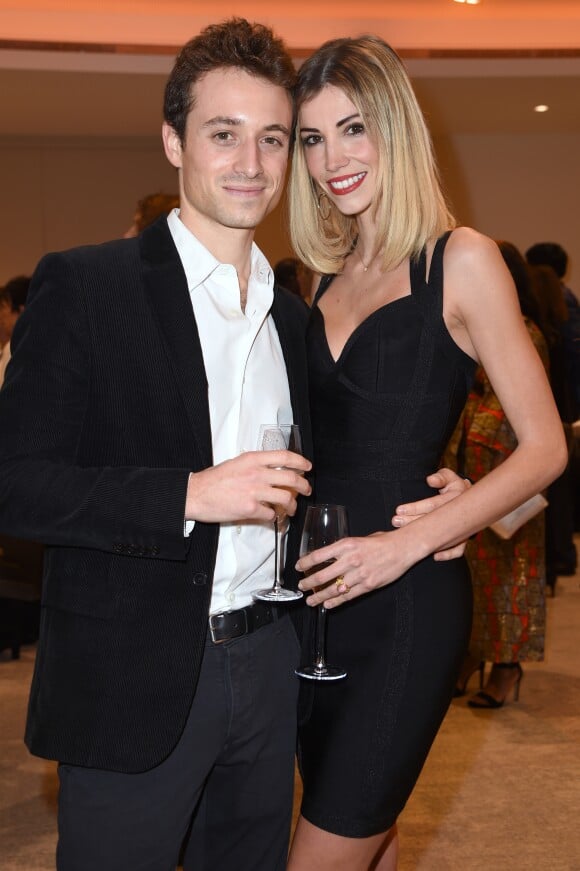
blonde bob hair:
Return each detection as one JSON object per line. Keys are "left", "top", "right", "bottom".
{"left": 289, "top": 35, "right": 455, "bottom": 275}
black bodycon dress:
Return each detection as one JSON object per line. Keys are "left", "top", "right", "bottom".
{"left": 297, "top": 232, "right": 477, "bottom": 838}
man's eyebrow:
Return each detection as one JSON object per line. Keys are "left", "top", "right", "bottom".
{"left": 202, "top": 117, "right": 290, "bottom": 135}
{"left": 265, "top": 123, "right": 291, "bottom": 135}
{"left": 203, "top": 116, "right": 242, "bottom": 128}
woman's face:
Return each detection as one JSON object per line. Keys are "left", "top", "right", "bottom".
{"left": 298, "top": 84, "right": 378, "bottom": 218}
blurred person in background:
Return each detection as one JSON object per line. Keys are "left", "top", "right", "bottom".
{"left": 273, "top": 257, "right": 312, "bottom": 303}
{"left": 124, "top": 191, "right": 180, "bottom": 238}
{"left": 528, "top": 262, "right": 577, "bottom": 587}
{"left": 0, "top": 275, "right": 30, "bottom": 388}
{"left": 526, "top": 242, "right": 579, "bottom": 417}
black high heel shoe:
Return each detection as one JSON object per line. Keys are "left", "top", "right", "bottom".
{"left": 468, "top": 662, "right": 523, "bottom": 709}
{"left": 454, "top": 658, "right": 485, "bottom": 698}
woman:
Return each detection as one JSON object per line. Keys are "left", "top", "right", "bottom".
{"left": 287, "top": 36, "right": 566, "bottom": 871}
{"left": 452, "top": 242, "right": 549, "bottom": 707}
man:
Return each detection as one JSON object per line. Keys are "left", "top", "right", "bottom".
{"left": 0, "top": 18, "right": 466, "bottom": 871}
{"left": 0, "top": 20, "right": 311, "bottom": 871}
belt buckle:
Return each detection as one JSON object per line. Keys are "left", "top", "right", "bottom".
{"left": 209, "top": 608, "right": 249, "bottom": 644}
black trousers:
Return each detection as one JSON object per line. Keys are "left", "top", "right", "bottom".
{"left": 56, "top": 615, "right": 300, "bottom": 871}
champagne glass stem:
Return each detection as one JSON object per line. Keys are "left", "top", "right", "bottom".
{"left": 252, "top": 423, "right": 303, "bottom": 604}
{"left": 273, "top": 517, "right": 283, "bottom": 592}
{"left": 313, "top": 605, "right": 328, "bottom": 671}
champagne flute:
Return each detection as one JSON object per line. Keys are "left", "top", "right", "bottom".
{"left": 253, "top": 424, "right": 304, "bottom": 603}
{"left": 295, "top": 504, "right": 348, "bottom": 681}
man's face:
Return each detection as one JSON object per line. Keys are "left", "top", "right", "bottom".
{"left": 162, "top": 67, "right": 293, "bottom": 245}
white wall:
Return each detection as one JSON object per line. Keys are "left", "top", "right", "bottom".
{"left": 0, "top": 136, "right": 177, "bottom": 282}
{"left": 436, "top": 131, "right": 580, "bottom": 294}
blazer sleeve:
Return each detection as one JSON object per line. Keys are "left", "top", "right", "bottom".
{"left": 0, "top": 251, "right": 191, "bottom": 560}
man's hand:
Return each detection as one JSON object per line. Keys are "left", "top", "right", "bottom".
{"left": 185, "top": 450, "right": 311, "bottom": 524}
{"left": 392, "top": 468, "right": 472, "bottom": 560}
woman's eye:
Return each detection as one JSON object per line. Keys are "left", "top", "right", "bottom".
{"left": 346, "top": 123, "right": 365, "bottom": 136}
{"left": 301, "top": 134, "right": 322, "bottom": 147}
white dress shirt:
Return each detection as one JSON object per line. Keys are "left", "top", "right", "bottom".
{"left": 167, "top": 210, "right": 293, "bottom": 614}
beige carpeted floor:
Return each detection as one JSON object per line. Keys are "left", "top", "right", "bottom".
{"left": 395, "top": 566, "right": 580, "bottom": 871}
{"left": 1, "top": 546, "right": 579, "bottom": 870}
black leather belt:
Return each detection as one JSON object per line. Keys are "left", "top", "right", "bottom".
{"left": 209, "top": 600, "right": 279, "bottom": 644}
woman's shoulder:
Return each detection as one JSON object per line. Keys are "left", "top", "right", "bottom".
{"left": 444, "top": 226, "right": 500, "bottom": 267}
{"left": 443, "top": 227, "right": 510, "bottom": 301}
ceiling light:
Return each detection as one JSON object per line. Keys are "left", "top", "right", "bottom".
{"left": 534, "top": 105, "right": 549, "bottom": 113}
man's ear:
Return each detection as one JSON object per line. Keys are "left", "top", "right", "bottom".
{"left": 162, "top": 122, "right": 183, "bottom": 169}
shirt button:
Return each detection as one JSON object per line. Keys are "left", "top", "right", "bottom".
{"left": 236, "top": 526, "right": 242, "bottom": 535}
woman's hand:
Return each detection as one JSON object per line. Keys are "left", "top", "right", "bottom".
{"left": 392, "top": 468, "right": 472, "bottom": 560}
{"left": 296, "top": 529, "right": 416, "bottom": 609}
{"left": 296, "top": 469, "right": 472, "bottom": 608}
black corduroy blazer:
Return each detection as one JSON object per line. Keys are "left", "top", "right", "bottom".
{"left": 0, "top": 217, "right": 312, "bottom": 772}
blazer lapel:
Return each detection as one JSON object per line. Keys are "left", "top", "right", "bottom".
{"left": 138, "top": 223, "right": 311, "bottom": 471}
{"left": 271, "top": 289, "right": 313, "bottom": 462}
{"left": 139, "top": 219, "right": 213, "bottom": 470}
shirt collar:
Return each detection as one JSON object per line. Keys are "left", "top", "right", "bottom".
{"left": 167, "top": 208, "right": 273, "bottom": 296}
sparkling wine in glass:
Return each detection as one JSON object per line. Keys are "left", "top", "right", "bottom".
{"left": 253, "top": 424, "right": 304, "bottom": 603}
{"left": 295, "top": 504, "right": 348, "bottom": 680}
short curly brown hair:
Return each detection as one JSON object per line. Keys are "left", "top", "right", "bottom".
{"left": 163, "top": 18, "right": 296, "bottom": 143}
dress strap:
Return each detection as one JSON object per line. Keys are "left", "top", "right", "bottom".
{"left": 426, "top": 230, "right": 453, "bottom": 289}
{"left": 409, "top": 229, "right": 453, "bottom": 294}
{"left": 312, "top": 274, "right": 335, "bottom": 307}
{"left": 410, "top": 248, "right": 427, "bottom": 293}
{"left": 389, "top": 229, "right": 453, "bottom": 446}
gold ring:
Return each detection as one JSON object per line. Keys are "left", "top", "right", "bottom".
{"left": 335, "top": 576, "right": 350, "bottom": 593}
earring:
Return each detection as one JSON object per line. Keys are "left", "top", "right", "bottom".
{"left": 317, "top": 192, "right": 331, "bottom": 221}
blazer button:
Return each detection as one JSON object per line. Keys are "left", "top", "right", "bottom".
{"left": 193, "top": 572, "right": 207, "bottom": 586}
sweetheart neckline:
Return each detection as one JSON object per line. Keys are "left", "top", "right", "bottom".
{"left": 312, "top": 294, "right": 413, "bottom": 366}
